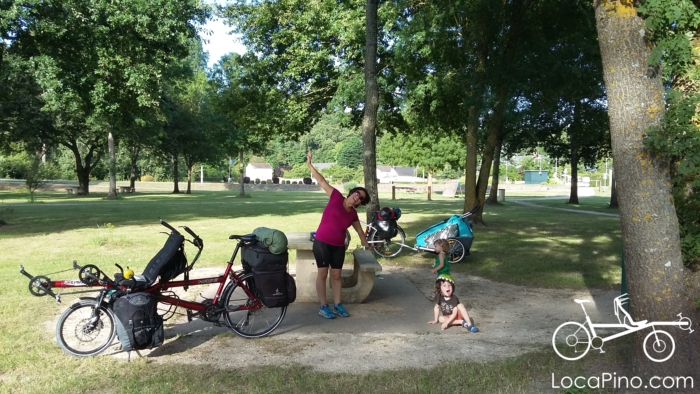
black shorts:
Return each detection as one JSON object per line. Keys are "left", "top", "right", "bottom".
{"left": 312, "top": 239, "right": 345, "bottom": 269}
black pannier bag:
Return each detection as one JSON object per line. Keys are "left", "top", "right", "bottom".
{"left": 241, "top": 240, "right": 288, "bottom": 272}
{"left": 374, "top": 219, "right": 398, "bottom": 240}
{"left": 113, "top": 292, "right": 164, "bottom": 352}
{"left": 252, "top": 271, "right": 297, "bottom": 308}
{"left": 241, "top": 240, "right": 294, "bottom": 308}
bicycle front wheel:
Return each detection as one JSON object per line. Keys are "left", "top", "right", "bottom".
{"left": 55, "top": 300, "right": 116, "bottom": 357}
{"left": 643, "top": 330, "right": 675, "bottom": 362}
{"left": 371, "top": 225, "right": 406, "bottom": 258}
{"left": 552, "top": 322, "right": 591, "bottom": 361}
{"left": 222, "top": 273, "right": 287, "bottom": 338}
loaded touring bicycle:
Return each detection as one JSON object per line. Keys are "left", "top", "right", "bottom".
{"left": 20, "top": 220, "right": 294, "bottom": 358}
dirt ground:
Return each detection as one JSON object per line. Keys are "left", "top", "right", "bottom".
{"left": 71, "top": 265, "right": 620, "bottom": 373}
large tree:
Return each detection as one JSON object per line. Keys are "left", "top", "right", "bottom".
{"left": 3, "top": 0, "right": 208, "bottom": 195}
{"left": 210, "top": 53, "right": 283, "bottom": 196}
{"left": 593, "top": 0, "right": 699, "bottom": 378}
{"left": 361, "top": 0, "right": 380, "bottom": 218}
{"left": 221, "top": 0, "right": 402, "bottom": 208}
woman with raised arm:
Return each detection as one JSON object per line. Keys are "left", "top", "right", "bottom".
{"left": 307, "top": 150, "right": 371, "bottom": 319}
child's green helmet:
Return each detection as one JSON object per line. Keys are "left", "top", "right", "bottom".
{"left": 436, "top": 274, "right": 455, "bottom": 288}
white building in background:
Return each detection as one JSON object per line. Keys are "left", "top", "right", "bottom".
{"left": 376, "top": 166, "right": 424, "bottom": 183}
{"left": 245, "top": 163, "right": 273, "bottom": 181}
{"left": 376, "top": 165, "right": 393, "bottom": 181}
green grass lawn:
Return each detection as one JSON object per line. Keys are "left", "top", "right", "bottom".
{"left": 0, "top": 189, "right": 624, "bottom": 393}
{"left": 513, "top": 196, "right": 620, "bottom": 215}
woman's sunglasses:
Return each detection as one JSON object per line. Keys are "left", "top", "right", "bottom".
{"left": 353, "top": 191, "right": 366, "bottom": 204}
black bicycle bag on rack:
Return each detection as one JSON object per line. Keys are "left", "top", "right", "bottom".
{"left": 241, "top": 240, "right": 295, "bottom": 308}
{"left": 374, "top": 219, "right": 398, "bottom": 240}
{"left": 113, "top": 292, "right": 164, "bottom": 351}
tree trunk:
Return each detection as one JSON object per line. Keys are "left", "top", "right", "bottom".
{"left": 186, "top": 162, "right": 193, "bottom": 194}
{"left": 172, "top": 154, "right": 180, "bottom": 194}
{"left": 427, "top": 170, "right": 433, "bottom": 201}
{"left": 362, "top": 0, "right": 380, "bottom": 223}
{"left": 67, "top": 142, "right": 98, "bottom": 196}
{"left": 238, "top": 151, "right": 246, "bottom": 197}
{"left": 75, "top": 163, "right": 91, "bottom": 195}
{"left": 593, "top": 1, "right": 698, "bottom": 379}
{"left": 107, "top": 130, "right": 117, "bottom": 199}
{"left": 129, "top": 146, "right": 140, "bottom": 191}
{"left": 609, "top": 170, "right": 618, "bottom": 208}
{"left": 568, "top": 103, "right": 582, "bottom": 204}
{"left": 463, "top": 106, "right": 479, "bottom": 214}
{"left": 568, "top": 118, "right": 580, "bottom": 205}
{"left": 487, "top": 138, "right": 502, "bottom": 204}
{"left": 474, "top": 86, "right": 507, "bottom": 224}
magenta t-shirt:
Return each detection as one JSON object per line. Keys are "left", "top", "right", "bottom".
{"left": 315, "top": 189, "right": 359, "bottom": 247}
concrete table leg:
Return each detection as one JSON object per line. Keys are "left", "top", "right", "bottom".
{"left": 294, "top": 249, "right": 319, "bottom": 303}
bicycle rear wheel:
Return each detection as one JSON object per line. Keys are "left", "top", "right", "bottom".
{"left": 371, "top": 225, "right": 406, "bottom": 258}
{"left": 552, "top": 322, "right": 591, "bottom": 361}
{"left": 447, "top": 238, "right": 466, "bottom": 263}
{"left": 222, "top": 273, "right": 287, "bottom": 338}
{"left": 55, "top": 300, "right": 116, "bottom": 357}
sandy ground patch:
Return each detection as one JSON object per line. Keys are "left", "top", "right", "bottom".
{"left": 47, "top": 266, "right": 620, "bottom": 373}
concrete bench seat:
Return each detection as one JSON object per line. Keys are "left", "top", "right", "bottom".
{"left": 286, "top": 232, "right": 382, "bottom": 303}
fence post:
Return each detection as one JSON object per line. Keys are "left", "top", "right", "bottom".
{"left": 392, "top": 185, "right": 396, "bottom": 200}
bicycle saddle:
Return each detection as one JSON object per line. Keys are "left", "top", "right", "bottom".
{"left": 229, "top": 234, "right": 256, "bottom": 242}
{"left": 574, "top": 299, "right": 591, "bottom": 304}
{"left": 627, "top": 319, "right": 648, "bottom": 327}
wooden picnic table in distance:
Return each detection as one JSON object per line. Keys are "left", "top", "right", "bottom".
{"left": 391, "top": 185, "right": 432, "bottom": 200}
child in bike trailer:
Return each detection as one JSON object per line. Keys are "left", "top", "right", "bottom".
{"left": 428, "top": 239, "right": 450, "bottom": 301}
{"left": 428, "top": 274, "right": 479, "bottom": 333}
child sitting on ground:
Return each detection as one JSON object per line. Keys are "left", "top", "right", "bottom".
{"left": 428, "top": 239, "right": 451, "bottom": 301}
{"left": 428, "top": 274, "right": 479, "bottom": 333}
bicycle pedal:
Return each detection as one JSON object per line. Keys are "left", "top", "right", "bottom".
{"left": 186, "top": 309, "right": 195, "bottom": 322}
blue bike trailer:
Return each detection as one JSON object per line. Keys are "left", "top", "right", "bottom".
{"left": 414, "top": 206, "right": 478, "bottom": 253}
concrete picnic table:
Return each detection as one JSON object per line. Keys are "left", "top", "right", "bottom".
{"left": 286, "top": 232, "right": 382, "bottom": 303}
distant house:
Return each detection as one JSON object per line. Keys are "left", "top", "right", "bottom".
{"left": 245, "top": 163, "right": 273, "bottom": 181}
{"left": 392, "top": 166, "right": 416, "bottom": 180}
{"left": 376, "top": 166, "right": 423, "bottom": 183}
{"left": 376, "top": 165, "right": 392, "bottom": 180}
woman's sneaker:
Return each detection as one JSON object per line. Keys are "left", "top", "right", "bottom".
{"left": 319, "top": 304, "right": 335, "bottom": 319}
{"left": 333, "top": 303, "right": 349, "bottom": 317}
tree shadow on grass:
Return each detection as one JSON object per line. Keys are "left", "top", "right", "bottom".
{"left": 449, "top": 203, "right": 623, "bottom": 290}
